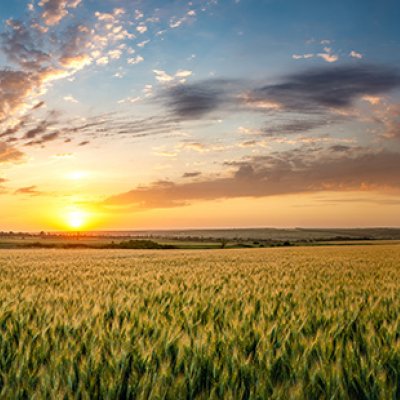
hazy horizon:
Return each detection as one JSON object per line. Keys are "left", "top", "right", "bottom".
{"left": 3, "top": 226, "right": 400, "bottom": 235}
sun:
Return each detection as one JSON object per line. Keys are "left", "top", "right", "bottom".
{"left": 66, "top": 210, "right": 87, "bottom": 230}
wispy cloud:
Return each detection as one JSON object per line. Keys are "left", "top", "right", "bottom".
{"left": 14, "top": 185, "right": 43, "bottom": 196}
{"left": 153, "top": 69, "right": 193, "bottom": 84}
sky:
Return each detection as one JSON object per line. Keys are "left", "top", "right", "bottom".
{"left": 0, "top": 0, "right": 400, "bottom": 231}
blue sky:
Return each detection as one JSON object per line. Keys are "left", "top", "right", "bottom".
{"left": 0, "top": 0, "right": 400, "bottom": 230}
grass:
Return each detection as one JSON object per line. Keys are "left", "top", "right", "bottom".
{"left": 0, "top": 245, "right": 399, "bottom": 398}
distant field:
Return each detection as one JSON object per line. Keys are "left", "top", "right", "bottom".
{"left": 2, "top": 227, "right": 400, "bottom": 250}
{"left": 0, "top": 237, "right": 222, "bottom": 249}
{"left": 0, "top": 246, "right": 399, "bottom": 398}
{"left": 88, "top": 227, "right": 400, "bottom": 241}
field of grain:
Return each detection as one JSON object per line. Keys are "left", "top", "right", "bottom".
{"left": 0, "top": 246, "right": 399, "bottom": 399}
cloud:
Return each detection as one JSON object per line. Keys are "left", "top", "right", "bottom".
{"left": 179, "top": 142, "right": 208, "bottom": 152}
{"left": 350, "top": 50, "right": 363, "bottom": 59}
{"left": 292, "top": 53, "right": 314, "bottom": 60}
{"left": 127, "top": 55, "right": 144, "bottom": 65}
{"left": 96, "top": 56, "right": 109, "bottom": 65}
{"left": 317, "top": 53, "right": 339, "bottom": 63}
{"left": 153, "top": 69, "right": 192, "bottom": 84}
{"left": 182, "top": 171, "right": 202, "bottom": 178}
{"left": 95, "top": 11, "right": 118, "bottom": 22}
{"left": 103, "top": 148, "right": 400, "bottom": 209}
{"left": 153, "top": 70, "right": 175, "bottom": 83}
{"left": 117, "top": 96, "right": 140, "bottom": 104}
{"left": 63, "top": 95, "right": 79, "bottom": 103}
{"left": 0, "top": 142, "right": 24, "bottom": 163}
{"left": 135, "top": 10, "right": 144, "bottom": 20}
{"left": 0, "top": 118, "right": 28, "bottom": 138}
{"left": 45, "top": 113, "right": 182, "bottom": 144}
{"left": 25, "top": 131, "right": 60, "bottom": 146}
{"left": 292, "top": 47, "right": 338, "bottom": 63}
{"left": 0, "top": 70, "right": 39, "bottom": 122}
{"left": 137, "top": 39, "right": 150, "bottom": 48}
{"left": 163, "top": 79, "right": 238, "bottom": 119}
{"left": 1, "top": 19, "right": 51, "bottom": 70}
{"left": 0, "top": 20, "right": 93, "bottom": 131}
{"left": 38, "top": 0, "right": 82, "bottom": 26}
{"left": 143, "top": 84, "right": 153, "bottom": 97}
{"left": 169, "top": 10, "right": 197, "bottom": 29}
{"left": 263, "top": 118, "right": 338, "bottom": 136}
{"left": 159, "top": 65, "right": 400, "bottom": 129}
{"left": 108, "top": 49, "right": 122, "bottom": 59}
{"left": 362, "top": 95, "right": 381, "bottom": 105}
{"left": 0, "top": 9, "right": 135, "bottom": 142}
{"left": 317, "top": 47, "right": 339, "bottom": 63}
{"left": 373, "top": 103, "right": 400, "bottom": 140}
{"left": 136, "top": 25, "right": 148, "bottom": 34}
{"left": 14, "top": 185, "right": 42, "bottom": 196}
{"left": 0, "top": 1, "right": 221, "bottom": 144}
{"left": 23, "top": 121, "right": 50, "bottom": 139}
{"left": 251, "top": 64, "right": 400, "bottom": 111}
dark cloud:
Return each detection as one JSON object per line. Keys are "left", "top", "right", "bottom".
{"left": 162, "top": 65, "right": 400, "bottom": 121}
{"left": 25, "top": 131, "right": 60, "bottom": 146}
{"left": 182, "top": 171, "right": 202, "bottom": 178}
{"left": 252, "top": 64, "right": 400, "bottom": 112}
{"left": 159, "top": 65, "right": 400, "bottom": 138}
{"left": 329, "top": 145, "right": 352, "bottom": 152}
{"left": 32, "top": 101, "right": 45, "bottom": 110}
{"left": 104, "top": 148, "right": 400, "bottom": 210}
{"left": 163, "top": 79, "right": 239, "bottom": 119}
{"left": 24, "top": 120, "right": 51, "bottom": 139}
{"left": 263, "top": 118, "right": 333, "bottom": 136}
{"left": 1, "top": 19, "right": 51, "bottom": 70}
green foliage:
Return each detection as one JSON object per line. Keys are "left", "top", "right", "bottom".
{"left": 0, "top": 246, "right": 399, "bottom": 398}
{"left": 106, "top": 239, "right": 176, "bottom": 249}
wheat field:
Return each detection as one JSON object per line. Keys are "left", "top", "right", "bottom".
{"left": 0, "top": 246, "right": 399, "bottom": 399}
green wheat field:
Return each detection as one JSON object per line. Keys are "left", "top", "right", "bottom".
{"left": 0, "top": 245, "right": 399, "bottom": 399}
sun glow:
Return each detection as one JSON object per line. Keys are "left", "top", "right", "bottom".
{"left": 66, "top": 209, "right": 87, "bottom": 230}
{"left": 67, "top": 171, "right": 89, "bottom": 180}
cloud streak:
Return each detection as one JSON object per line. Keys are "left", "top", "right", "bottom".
{"left": 14, "top": 185, "right": 43, "bottom": 196}
{"left": 104, "top": 147, "right": 400, "bottom": 210}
